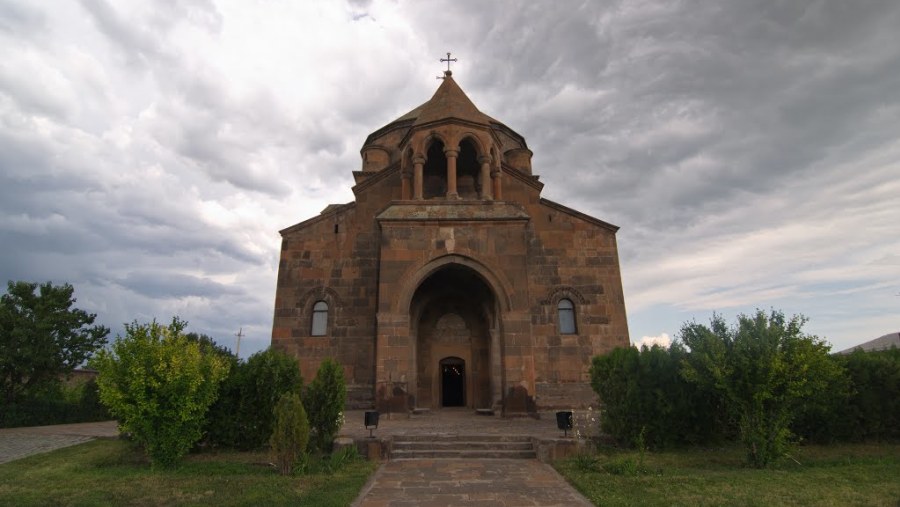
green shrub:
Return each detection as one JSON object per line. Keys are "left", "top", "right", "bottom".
{"left": 840, "top": 348, "right": 900, "bottom": 441}
{"left": 92, "top": 318, "right": 229, "bottom": 468}
{"left": 0, "top": 379, "right": 110, "bottom": 428}
{"left": 270, "top": 392, "right": 310, "bottom": 476}
{"left": 793, "top": 347, "right": 899, "bottom": 444}
{"left": 590, "top": 344, "right": 728, "bottom": 449}
{"left": 304, "top": 358, "right": 346, "bottom": 453}
{"left": 791, "top": 353, "right": 851, "bottom": 444}
{"left": 205, "top": 349, "right": 303, "bottom": 449}
{"left": 680, "top": 310, "right": 843, "bottom": 468}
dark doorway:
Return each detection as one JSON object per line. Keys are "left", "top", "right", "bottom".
{"left": 441, "top": 358, "right": 465, "bottom": 407}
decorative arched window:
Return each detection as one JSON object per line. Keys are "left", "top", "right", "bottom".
{"left": 311, "top": 301, "right": 328, "bottom": 336}
{"left": 423, "top": 140, "right": 447, "bottom": 199}
{"left": 558, "top": 298, "right": 576, "bottom": 334}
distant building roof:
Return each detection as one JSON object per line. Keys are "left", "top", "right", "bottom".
{"left": 837, "top": 332, "right": 900, "bottom": 354}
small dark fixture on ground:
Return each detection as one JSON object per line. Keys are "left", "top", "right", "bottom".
{"left": 364, "top": 411, "right": 379, "bottom": 438}
{"left": 556, "top": 411, "right": 573, "bottom": 437}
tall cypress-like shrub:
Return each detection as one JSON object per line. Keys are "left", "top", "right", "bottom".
{"left": 270, "top": 392, "right": 310, "bottom": 476}
{"left": 303, "top": 358, "right": 346, "bottom": 453}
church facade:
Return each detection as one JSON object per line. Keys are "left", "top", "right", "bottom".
{"left": 271, "top": 70, "right": 629, "bottom": 415}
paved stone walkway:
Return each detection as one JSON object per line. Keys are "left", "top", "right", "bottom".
{"left": 0, "top": 421, "right": 119, "bottom": 464}
{"left": 344, "top": 409, "right": 594, "bottom": 507}
{"left": 351, "top": 458, "right": 593, "bottom": 507}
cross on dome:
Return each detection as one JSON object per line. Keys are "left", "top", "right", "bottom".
{"left": 438, "top": 52, "right": 457, "bottom": 78}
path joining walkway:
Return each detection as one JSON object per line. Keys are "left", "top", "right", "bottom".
{"left": 344, "top": 409, "right": 595, "bottom": 507}
{"left": 0, "top": 421, "right": 119, "bottom": 464}
{"left": 351, "top": 458, "right": 593, "bottom": 507}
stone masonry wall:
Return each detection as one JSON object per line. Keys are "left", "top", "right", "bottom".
{"left": 524, "top": 201, "right": 630, "bottom": 409}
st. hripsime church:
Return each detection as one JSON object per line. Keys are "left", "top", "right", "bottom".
{"left": 271, "top": 61, "right": 629, "bottom": 416}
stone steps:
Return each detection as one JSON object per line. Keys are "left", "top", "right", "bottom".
{"left": 390, "top": 435, "right": 537, "bottom": 460}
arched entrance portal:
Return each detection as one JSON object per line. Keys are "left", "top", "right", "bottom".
{"left": 411, "top": 264, "right": 494, "bottom": 410}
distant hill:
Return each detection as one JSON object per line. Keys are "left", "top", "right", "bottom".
{"left": 837, "top": 332, "right": 900, "bottom": 354}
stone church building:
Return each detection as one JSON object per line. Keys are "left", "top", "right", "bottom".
{"left": 271, "top": 69, "right": 629, "bottom": 416}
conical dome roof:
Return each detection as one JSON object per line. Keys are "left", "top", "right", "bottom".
{"left": 392, "top": 72, "right": 497, "bottom": 127}
{"left": 360, "top": 71, "right": 529, "bottom": 169}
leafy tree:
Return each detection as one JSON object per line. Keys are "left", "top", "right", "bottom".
{"left": 0, "top": 281, "right": 109, "bottom": 404}
{"left": 92, "top": 318, "right": 229, "bottom": 467}
{"left": 680, "top": 310, "right": 841, "bottom": 468}
{"left": 270, "top": 392, "right": 310, "bottom": 476}
{"left": 183, "top": 332, "right": 236, "bottom": 360}
{"left": 304, "top": 358, "right": 346, "bottom": 453}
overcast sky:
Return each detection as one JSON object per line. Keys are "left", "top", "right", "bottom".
{"left": 1, "top": 0, "right": 898, "bottom": 358}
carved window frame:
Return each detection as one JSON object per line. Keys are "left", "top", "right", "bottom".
{"left": 541, "top": 286, "right": 589, "bottom": 336}
{"left": 298, "top": 286, "right": 341, "bottom": 338}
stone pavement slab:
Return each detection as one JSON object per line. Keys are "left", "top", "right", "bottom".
{"left": 0, "top": 421, "right": 119, "bottom": 464}
{"left": 351, "top": 458, "right": 593, "bottom": 507}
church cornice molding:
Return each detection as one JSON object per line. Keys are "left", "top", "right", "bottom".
{"left": 539, "top": 198, "right": 620, "bottom": 232}
{"left": 352, "top": 162, "right": 400, "bottom": 196}
{"left": 279, "top": 202, "right": 356, "bottom": 236}
{"left": 363, "top": 119, "right": 414, "bottom": 147}
{"left": 502, "top": 163, "right": 544, "bottom": 192}
{"left": 375, "top": 201, "right": 531, "bottom": 223}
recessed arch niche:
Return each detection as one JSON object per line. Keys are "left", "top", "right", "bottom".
{"left": 410, "top": 264, "right": 494, "bottom": 409}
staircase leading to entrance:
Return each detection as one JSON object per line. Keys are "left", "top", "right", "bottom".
{"left": 390, "top": 434, "right": 536, "bottom": 460}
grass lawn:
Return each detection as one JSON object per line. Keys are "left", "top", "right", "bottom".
{"left": 555, "top": 442, "right": 900, "bottom": 507}
{"left": 0, "top": 438, "right": 376, "bottom": 506}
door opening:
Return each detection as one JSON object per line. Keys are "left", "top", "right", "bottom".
{"left": 440, "top": 358, "right": 465, "bottom": 407}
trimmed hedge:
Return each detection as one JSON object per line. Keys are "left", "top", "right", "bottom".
{"left": 590, "top": 344, "right": 730, "bottom": 449}
{"left": 592, "top": 344, "right": 899, "bottom": 448}
{"left": 795, "top": 348, "right": 900, "bottom": 443}
{"left": 204, "top": 349, "right": 304, "bottom": 450}
{"left": 0, "top": 379, "right": 109, "bottom": 428}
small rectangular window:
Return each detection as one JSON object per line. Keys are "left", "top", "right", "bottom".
{"left": 558, "top": 299, "right": 577, "bottom": 334}
{"left": 311, "top": 301, "right": 328, "bottom": 336}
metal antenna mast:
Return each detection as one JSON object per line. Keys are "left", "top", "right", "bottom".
{"left": 234, "top": 327, "right": 244, "bottom": 358}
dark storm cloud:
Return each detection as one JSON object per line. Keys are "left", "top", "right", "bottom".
{"left": 1, "top": 0, "right": 897, "bottom": 355}
{"left": 434, "top": 0, "right": 900, "bottom": 234}
{"left": 118, "top": 270, "right": 244, "bottom": 299}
